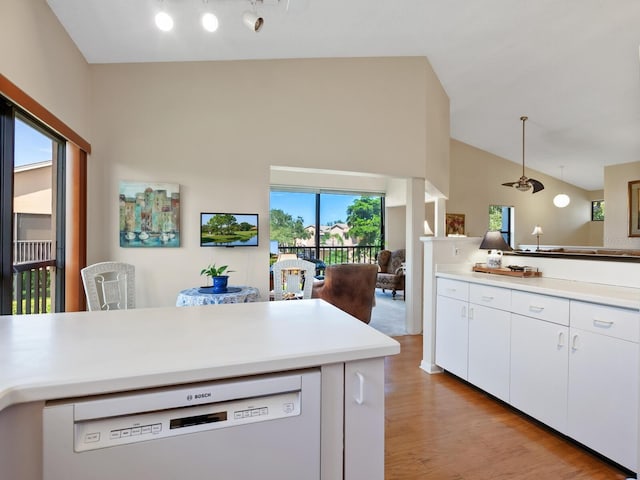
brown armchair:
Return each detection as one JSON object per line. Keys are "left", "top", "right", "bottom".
{"left": 375, "top": 249, "right": 405, "bottom": 299}
{"left": 311, "top": 263, "right": 378, "bottom": 324}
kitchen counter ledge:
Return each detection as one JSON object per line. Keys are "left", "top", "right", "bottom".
{"left": 0, "top": 299, "right": 400, "bottom": 412}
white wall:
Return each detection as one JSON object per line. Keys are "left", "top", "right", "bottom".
{"left": 87, "top": 58, "right": 449, "bottom": 307}
{"left": 449, "top": 140, "right": 601, "bottom": 246}
{"left": 1, "top": 0, "right": 90, "bottom": 139}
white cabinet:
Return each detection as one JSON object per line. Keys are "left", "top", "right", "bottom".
{"left": 344, "top": 358, "right": 386, "bottom": 480}
{"left": 510, "top": 313, "right": 568, "bottom": 434}
{"left": 568, "top": 301, "right": 639, "bottom": 471}
{"left": 468, "top": 284, "right": 511, "bottom": 402}
{"left": 435, "top": 294, "right": 469, "bottom": 379}
{"left": 434, "top": 275, "right": 640, "bottom": 472}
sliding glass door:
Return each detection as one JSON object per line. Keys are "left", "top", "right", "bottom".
{"left": 0, "top": 97, "right": 66, "bottom": 314}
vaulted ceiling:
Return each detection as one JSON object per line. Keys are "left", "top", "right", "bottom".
{"left": 46, "top": 0, "right": 640, "bottom": 190}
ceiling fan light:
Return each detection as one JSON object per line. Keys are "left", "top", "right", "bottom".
{"left": 516, "top": 183, "right": 531, "bottom": 192}
{"left": 202, "top": 12, "right": 219, "bottom": 32}
{"left": 155, "top": 11, "right": 174, "bottom": 31}
{"left": 553, "top": 193, "right": 571, "bottom": 208}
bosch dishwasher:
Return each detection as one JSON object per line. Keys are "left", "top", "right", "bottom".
{"left": 43, "top": 369, "right": 321, "bottom": 479}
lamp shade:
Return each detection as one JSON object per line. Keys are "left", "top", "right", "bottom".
{"left": 479, "top": 231, "right": 512, "bottom": 251}
{"left": 531, "top": 225, "right": 544, "bottom": 236}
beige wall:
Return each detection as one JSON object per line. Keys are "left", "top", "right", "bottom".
{"left": 449, "top": 140, "right": 599, "bottom": 247}
{"left": 88, "top": 58, "right": 448, "bottom": 307}
{"left": 1, "top": 0, "right": 90, "bottom": 139}
{"left": 604, "top": 161, "right": 640, "bottom": 248}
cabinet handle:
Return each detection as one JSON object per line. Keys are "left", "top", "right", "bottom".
{"left": 571, "top": 333, "right": 580, "bottom": 351}
{"left": 461, "top": 305, "right": 467, "bottom": 318}
{"left": 446, "top": 288, "right": 457, "bottom": 294}
{"left": 593, "top": 318, "right": 614, "bottom": 328}
{"left": 468, "top": 307, "right": 474, "bottom": 320}
{"left": 529, "top": 305, "right": 545, "bottom": 313}
{"left": 354, "top": 372, "right": 365, "bottom": 405}
{"left": 557, "top": 331, "right": 565, "bottom": 348}
{"left": 481, "top": 295, "right": 494, "bottom": 302}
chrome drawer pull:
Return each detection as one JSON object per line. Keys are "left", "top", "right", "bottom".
{"left": 529, "top": 305, "right": 545, "bottom": 313}
{"left": 593, "top": 318, "right": 614, "bottom": 328}
{"left": 481, "top": 295, "right": 494, "bottom": 302}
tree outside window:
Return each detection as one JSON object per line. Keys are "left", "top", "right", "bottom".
{"left": 592, "top": 200, "right": 605, "bottom": 221}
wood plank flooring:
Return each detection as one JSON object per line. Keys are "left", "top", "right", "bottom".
{"left": 384, "top": 335, "right": 633, "bottom": 480}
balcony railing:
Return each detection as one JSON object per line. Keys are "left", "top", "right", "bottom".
{"left": 11, "top": 241, "right": 55, "bottom": 314}
{"left": 14, "top": 240, "right": 53, "bottom": 264}
{"left": 278, "top": 245, "right": 381, "bottom": 265}
{"left": 12, "top": 260, "right": 55, "bottom": 314}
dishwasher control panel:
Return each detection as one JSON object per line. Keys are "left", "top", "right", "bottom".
{"left": 74, "top": 390, "right": 300, "bottom": 452}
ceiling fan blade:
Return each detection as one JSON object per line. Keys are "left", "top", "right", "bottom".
{"left": 529, "top": 178, "right": 545, "bottom": 193}
{"left": 502, "top": 181, "right": 518, "bottom": 188}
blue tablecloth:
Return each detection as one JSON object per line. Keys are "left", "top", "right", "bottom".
{"left": 176, "top": 286, "right": 261, "bottom": 306}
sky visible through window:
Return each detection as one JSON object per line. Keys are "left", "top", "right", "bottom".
{"left": 14, "top": 118, "right": 53, "bottom": 167}
{"left": 270, "top": 191, "right": 362, "bottom": 226}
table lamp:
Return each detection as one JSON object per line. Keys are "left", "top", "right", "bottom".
{"left": 531, "top": 225, "right": 544, "bottom": 251}
{"left": 479, "top": 231, "right": 512, "bottom": 268}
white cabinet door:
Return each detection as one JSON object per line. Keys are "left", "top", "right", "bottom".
{"left": 468, "top": 304, "right": 511, "bottom": 402}
{"left": 510, "top": 314, "right": 568, "bottom": 434}
{"left": 435, "top": 295, "right": 468, "bottom": 379}
{"left": 344, "top": 358, "right": 385, "bottom": 480}
{"left": 567, "top": 328, "right": 638, "bottom": 471}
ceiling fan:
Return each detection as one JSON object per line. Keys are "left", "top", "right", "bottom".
{"left": 502, "top": 116, "right": 544, "bottom": 194}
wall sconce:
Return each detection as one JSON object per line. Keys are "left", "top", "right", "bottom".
{"left": 479, "top": 231, "right": 512, "bottom": 268}
{"left": 531, "top": 225, "right": 544, "bottom": 251}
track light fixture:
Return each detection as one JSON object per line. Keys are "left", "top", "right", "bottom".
{"left": 242, "top": 11, "right": 264, "bottom": 32}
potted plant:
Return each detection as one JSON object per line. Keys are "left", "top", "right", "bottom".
{"left": 200, "top": 264, "right": 235, "bottom": 293}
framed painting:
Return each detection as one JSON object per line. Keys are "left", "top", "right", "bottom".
{"left": 629, "top": 181, "right": 640, "bottom": 237}
{"left": 119, "top": 181, "right": 180, "bottom": 247}
{"left": 446, "top": 213, "right": 465, "bottom": 236}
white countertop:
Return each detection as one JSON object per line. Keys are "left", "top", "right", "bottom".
{"left": 436, "top": 270, "right": 640, "bottom": 310}
{"left": 0, "top": 299, "right": 400, "bottom": 412}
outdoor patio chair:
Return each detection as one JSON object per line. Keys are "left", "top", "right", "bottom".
{"left": 271, "top": 259, "right": 316, "bottom": 301}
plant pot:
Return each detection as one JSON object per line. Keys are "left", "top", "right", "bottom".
{"left": 212, "top": 275, "right": 229, "bottom": 294}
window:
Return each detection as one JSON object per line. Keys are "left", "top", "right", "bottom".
{"left": 592, "top": 200, "right": 605, "bottom": 221}
{"left": 489, "top": 205, "right": 513, "bottom": 247}
{"left": 270, "top": 189, "right": 384, "bottom": 264}
{"left": 0, "top": 99, "right": 66, "bottom": 314}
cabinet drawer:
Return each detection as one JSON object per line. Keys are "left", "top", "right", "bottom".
{"left": 469, "top": 284, "right": 511, "bottom": 311}
{"left": 570, "top": 301, "right": 639, "bottom": 343}
{"left": 437, "top": 278, "right": 469, "bottom": 302}
{"left": 511, "top": 291, "right": 569, "bottom": 326}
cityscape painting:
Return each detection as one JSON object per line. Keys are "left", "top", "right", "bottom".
{"left": 119, "top": 181, "right": 180, "bottom": 247}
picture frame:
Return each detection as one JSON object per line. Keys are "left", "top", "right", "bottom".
{"left": 445, "top": 213, "right": 465, "bottom": 236}
{"left": 119, "top": 181, "right": 180, "bottom": 247}
{"left": 629, "top": 180, "right": 640, "bottom": 237}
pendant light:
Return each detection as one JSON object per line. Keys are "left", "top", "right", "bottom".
{"left": 553, "top": 166, "right": 571, "bottom": 208}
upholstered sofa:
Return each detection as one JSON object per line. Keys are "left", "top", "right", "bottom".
{"left": 375, "top": 249, "right": 405, "bottom": 299}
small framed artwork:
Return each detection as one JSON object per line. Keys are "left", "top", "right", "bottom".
{"left": 119, "top": 181, "right": 180, "bottom": 247}
{"left": 446, "top": 213, "right": 465, "bottom": 236}
{"left": 628, "top": 181, "right": 640, "bottom": 237}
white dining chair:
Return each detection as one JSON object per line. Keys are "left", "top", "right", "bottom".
{"left": 81, "top": 261, "right": 136, "bottom": 311}
{"left": 271, "top": 259, "right": 316, "bottom": 301}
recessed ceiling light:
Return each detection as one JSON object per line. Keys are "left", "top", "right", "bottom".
{"left": 202, "top": 12, "right": 219, "bottom": 32}
{"left": 155, "top": 11, "right": 174, "bottom": 32}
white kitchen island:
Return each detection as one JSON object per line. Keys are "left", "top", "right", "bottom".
{"left": 0, "top": 299, "right": 399, "bottom": 480}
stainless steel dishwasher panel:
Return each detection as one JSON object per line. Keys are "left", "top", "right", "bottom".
{"left": 43, "top": 369, "right": 321, "bottom": 480}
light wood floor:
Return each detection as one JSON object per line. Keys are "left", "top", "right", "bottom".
{"left": 384, "top": 335, "right": 633, "bottom": 480}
